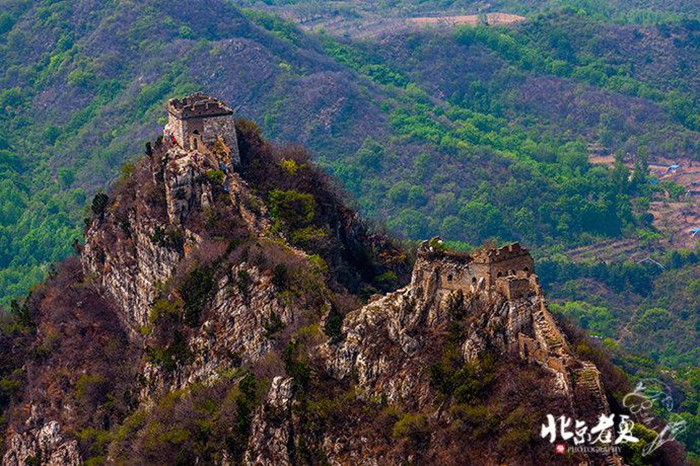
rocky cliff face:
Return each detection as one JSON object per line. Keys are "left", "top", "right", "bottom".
{"left": 3, "top": 422, "right": 80, "bottom": 466}
{"left": 314, "top": 240, "right": 619, "bottom": 465}
{"left": 1, "top": 117, "right": 625, "bottom": 465}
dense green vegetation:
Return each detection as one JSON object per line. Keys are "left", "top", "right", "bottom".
{"left": 308, "top": 9, "right": 700, "bottom": 245}
{"left": 0, "top": 1, "right": 204, "bottom": 305}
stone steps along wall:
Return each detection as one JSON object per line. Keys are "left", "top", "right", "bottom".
{"left": 571, "top": 362, "right": 621, "bottom": 465}
{"left": 533, "top": 301, "right": 567, "bottom": 352}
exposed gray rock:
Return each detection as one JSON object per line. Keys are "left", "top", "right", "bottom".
{"left": 165, "top": 149, "right": 214, "bottom": 225}
{"left": 3, "top": 422, "right": 81, "bottom": 466}
{"left": 245, "top": 377, "right": 294, "bottom": 466}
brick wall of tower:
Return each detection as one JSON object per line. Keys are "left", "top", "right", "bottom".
{"left": 413, "top": 241, "right": 536, "bottom": 297}
{"left": 437, "top": 261, "right": 491, "bottom": 292}
{"left": 165, "top": 113, "right": 186, "bottom": 148}
{"left": 487, "top": 254, "right": 534, "bottom": 281}
{"left": 203, "top": 114, "right": 240, "bottom": 166}
{"left": 164, "top": 113, "right": 240, "bottom": 167}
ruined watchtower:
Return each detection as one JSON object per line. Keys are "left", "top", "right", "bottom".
{"left": 164, "top": 92, "right": 240, "bottom": 166}
{"left": 411, "top": 238, "right": 536, "bottom": 298}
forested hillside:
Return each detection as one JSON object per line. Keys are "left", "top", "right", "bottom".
{"left": 539, "top": 249, "right": 700, "bottom": 459}
{"left": 0, "top": 0, "right": 381, "bottom": 301}
{"left": 238, "top": 0, "right": 700, "bottom": 36}
{"left": 1, "top": 1, "right": 700, "bottom": 458}
{"left": 3, "top": 0, "right": 700, "bottom": 304}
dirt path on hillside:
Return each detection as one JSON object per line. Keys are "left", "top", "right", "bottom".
{"left": 287, "top": 10, "right": 525, "bottom": 39}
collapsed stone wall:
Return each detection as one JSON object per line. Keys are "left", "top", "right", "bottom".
{"left": 495, "top": 275, "right": 532, "bottom": 300}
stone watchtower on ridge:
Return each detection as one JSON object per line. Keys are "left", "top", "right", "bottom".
{"left": 164, "top": 92, "right": 240, "bottom": 166}
{"left": 411, "top": 238, "right": 536, "bottom": 299}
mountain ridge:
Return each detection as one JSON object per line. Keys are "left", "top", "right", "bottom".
{"left": 1, "top": 3, "right": 700, "bottom": 460}
{"left": 0, "top": 98, "right": 685, "bottom": 465}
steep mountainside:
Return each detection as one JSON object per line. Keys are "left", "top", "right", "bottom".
{"left": 1, "top": 106, "right": 684, "bottom": 465}
{"left": 2, "top": 3, "right": 700, "bottom": 458}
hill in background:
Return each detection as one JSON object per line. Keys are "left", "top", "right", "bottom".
{"left": 3, "top": 0, "right": 700, "bottom": 302}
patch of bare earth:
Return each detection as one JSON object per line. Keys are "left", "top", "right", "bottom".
{"left": 286, "top": 10, "right": 525, "bottom": 39}
{"left": 407, "top": 13, "right": 525, "bottom": 27}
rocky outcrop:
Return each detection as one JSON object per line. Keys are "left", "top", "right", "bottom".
{"left": 327, "top": 241, "right": 551, "bottom": 403}
{"left": 82, "top": 211, "right": 183, "bottom": 330}
{"left": 82, "top": 144, "right": 270, "bottom": 332}
{"left": 141, "top": 262, "right": 296, "bottom": 399}
{"left": 244, "top": 376, "right": 295, "bottom": 466}
{"left": 326, "top": 286, "right": 434, "bottom": 408}
{"left": 164, "top": 149, "right": 215, "bottom": 225}
{"left": 320, "top": 238, "right": 618, "bottom": 463}
{"left": 225, "top": 171, "right": 271, "bottom": 235}
{"left": 2, "top": 422, "right": 81, "bottom": 466}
